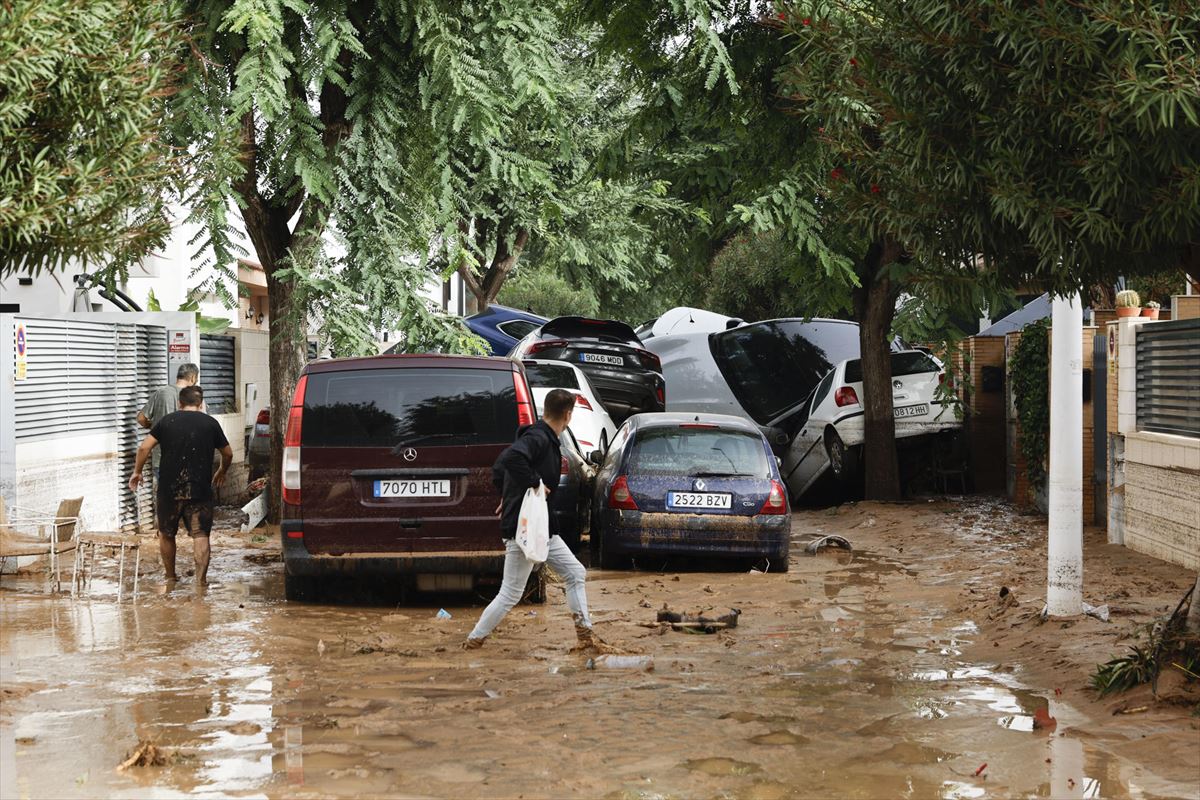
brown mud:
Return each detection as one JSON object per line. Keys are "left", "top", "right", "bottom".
{"left": 1, "top": 498, "right": 1197, "bottom": 799}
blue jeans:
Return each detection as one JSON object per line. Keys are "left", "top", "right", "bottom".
{"left": 469, "top": 536, "right": 592, "bottom": 640}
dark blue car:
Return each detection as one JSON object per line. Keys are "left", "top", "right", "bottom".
{"left": 589, "top": 413, "right": 791, "bottom": 571}
{"left": 464, "top": 305, "right": 548, "bottom": 357}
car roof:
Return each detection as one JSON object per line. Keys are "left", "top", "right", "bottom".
{"left": 466, "top": 304, "right": 548, "bottom": 324}
{"left": 625, "top": 412, "right": 763, "bottom": 434}
{"left": 302, "top": 354, "right": 517, "bottom": 374}
{"left": 539, "top": 316, "right": 640, "bottom": 343}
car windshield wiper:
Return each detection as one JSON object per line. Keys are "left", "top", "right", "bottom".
{"left": 692, "top": 470, "right": 753, "bottom": 478}
{"left": 392, "top": 433, "right": 478, "bottom": 451}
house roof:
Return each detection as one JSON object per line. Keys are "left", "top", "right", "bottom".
{"left": 977, "top": 293, "right": 1051, "bottom": 337}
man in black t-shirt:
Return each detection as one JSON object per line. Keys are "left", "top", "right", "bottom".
{"left": 129, "top": 385, "right": 233, "bottom": 585}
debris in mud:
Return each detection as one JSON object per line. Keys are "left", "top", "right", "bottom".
{"left": 1032, "top": 707, "right": 1057, "bottom": 731}
{"left": 242, "top": 551, "right": 279, "bottom": 565}
{"left": 117, "top": 741, "right": 170, "bottom": 771}
{"left": 804, "top": 534, "right": 852, "bottom": 555}
{"left": 435, "top": 608, "right": 452, "bottom": 619}
{"left": 656, "top": 606, "right": 741, "bottom": 634}
{"left": 586, "top": 654, "right": 654, "bottom": 671}
{"left": 227, "top": 721, "right": 261, "bottom": 736}
{"left": 988, "top": 586, "right": 1018, "bottom": 619}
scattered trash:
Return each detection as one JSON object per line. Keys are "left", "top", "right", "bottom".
{"left": 1083, "top": 602, "right": 1110, "bottom": 622}
{"left": 988, "top": 587, "right": 1018, "bottom": 619}
{"left": 586, "top": 655, "right": 654, "bottom": 671}
{"left": 435, "top": 609, "right": 452, "bottom": 620}
{"left": 484, "top": 689, "right": 501, "bottom": 699}
{"left": 548, "top": 665, "right": 560, "bottom": 674}
{"left": 317, "top": 639, "right": 326, "bottom": 656}
{"left": 656, "top": 607, "right": 740, "bottom": 634}
{"left": 1113, "top": 705, "right": 1149, "bottom": 715}
{"left": 117, "top": 741, "right": 168, "bottom": 771}
{"left": 973, "top": 762, "right": 988, "bottom": 777}
{"left": 805, "top": 535, "right": 852, "bottom": 555}
{"left": 239, "top": 492, "right": 267, "bottom": 532}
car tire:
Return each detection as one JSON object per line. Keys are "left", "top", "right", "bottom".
{"left": 284, "top": 574, "right": 317, "bottom": 602}
{"left": 826, "top": 429, "right": 860, "bottom": 483}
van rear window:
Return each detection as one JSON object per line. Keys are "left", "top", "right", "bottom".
{"left": 523, "top": 363, "right": 580, "bottom": 389}
{"left": 302, "top": 368, "right": 518, "bottom": 447}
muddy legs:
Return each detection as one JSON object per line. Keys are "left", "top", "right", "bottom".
{"left": 158, "top": 534, "right": 177, "bottom": 581}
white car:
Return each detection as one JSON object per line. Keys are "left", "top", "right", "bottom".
{"left": 781, "top": 350, "right": 962, "bottom": 498}
{"left": 520, "top": 359, "right": 618, "bottom": 454}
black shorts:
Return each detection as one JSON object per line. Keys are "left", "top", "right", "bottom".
{"left": 157, "top": 499, "right": 214, "bottom": 539}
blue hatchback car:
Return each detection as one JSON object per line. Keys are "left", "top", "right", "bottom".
{"left": 464, "top": 305, "right": 548, "bottom": 357}
{"left": 589, "top": 413, "right": 791, "bottom": 571}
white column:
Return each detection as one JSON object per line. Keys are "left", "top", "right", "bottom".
{"left": 1047, "top": 293, "right": 1084, "bottom": 616}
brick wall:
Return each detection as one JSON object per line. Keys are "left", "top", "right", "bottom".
{"left": 957, "top": 336, "right": 1007, "bottom": 492}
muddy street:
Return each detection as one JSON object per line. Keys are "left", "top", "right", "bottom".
{"left": 1, "top": 501, "right": 1197, "bottom": 799}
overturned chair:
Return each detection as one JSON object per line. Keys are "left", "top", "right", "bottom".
{"left": 0, "top": 496, "right": 84, "bottom": 593}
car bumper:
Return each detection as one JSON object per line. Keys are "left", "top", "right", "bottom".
{"left": 835, "top": 412, "right": 961, "bottom": 446}
{"left": 600, "top": 510, "right": 790, "bottom": 559}
{"left": 281, "top": 521, "right": 506, "bottom": 577}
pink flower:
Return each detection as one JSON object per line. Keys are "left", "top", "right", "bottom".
{"left": 802, "top": 18, "right": 811, "bottom": 26}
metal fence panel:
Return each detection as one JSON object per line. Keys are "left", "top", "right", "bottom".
{"left": 1135, "top": 318, "right": 1200, "bottom": 438}
{"left": 199, "top": 334, "right": 236, "bottom": 414}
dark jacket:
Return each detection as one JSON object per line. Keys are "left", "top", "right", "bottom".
{"left": 493, "top": 420, "right": 561, "bottom": 539}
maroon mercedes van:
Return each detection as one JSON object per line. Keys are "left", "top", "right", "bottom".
{"left": 279, "top": 354, "right": 536, "bottom": 601}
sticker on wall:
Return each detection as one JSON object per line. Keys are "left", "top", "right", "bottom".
{"left": 15, "top": 322, "right": 27, "bottom": 380}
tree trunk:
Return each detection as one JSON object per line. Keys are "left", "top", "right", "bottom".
{"left": 852, "top": 238, "right": 904, "bottom": 501}
{"left": 264, "top": 267, "right": 306, "bottom": 523}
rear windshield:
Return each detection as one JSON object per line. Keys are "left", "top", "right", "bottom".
{"left": 628, "top": 427, "right": 770, "bottom": 478}
{"left": 523, "top": 363, "right": 580, "bottom": 389}
{"left": 712, "top": 320, "right": 861, "bottom": 424}
{"left": 844, "top": 352, "right": 940, "bottom": 383}
{"left": 542, "top": 317, "right": 640, "bottom": 345}
{"left": 498, "top": 319, "right": 540, "bottom": 340}
{"left": 302, "top": 368, "right": 518, "bottom": 447}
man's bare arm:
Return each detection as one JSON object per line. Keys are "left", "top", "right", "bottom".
{"left": 129, "top": 436, "right": 157, "bottom": 491}
{"left": 212, "top": 445, "right": 234, "bottom": 487}
{"left": 137, "top": 411, "right": 151, "bottom": 429}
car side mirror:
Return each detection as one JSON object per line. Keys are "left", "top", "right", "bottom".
{"left": 588, "top": 450, "right": 605, "bottom": 467}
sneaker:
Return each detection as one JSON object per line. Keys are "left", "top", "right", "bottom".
{"left": 461, "top": 637, "right": 485, "bottom": 650}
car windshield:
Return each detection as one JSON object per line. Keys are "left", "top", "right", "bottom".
{"left": 712, "top": 320, "right": 862, "bottom": 424}
{"left": 627, "top": 427, "right": 769, "bottom": 478}
{"left": 302, "top": 368, "right": 517, "bottom": 447}
{"left": 844, "top": 352, "right": 940, "bottom": 383}
{"left": 523, "top": 363, "right": 580, "bottom": 389}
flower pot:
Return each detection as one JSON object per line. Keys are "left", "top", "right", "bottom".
{"left": 1141, "top": 307, "right": 1160, "bottom": 320}
{"left": 1116, "top": 306, "right": 1140, "bottom": 318}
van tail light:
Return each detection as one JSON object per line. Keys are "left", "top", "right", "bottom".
{"left": 282, "top": 375, "right": 307, "bottom": 506}
{"left": 637, "top": 348, "right": 662, "bottom": 373}
{"left": 527, "top": 339, "right": 568, "bottom": 355}
{"left": 759, "top": 480, "right": 788, "bottom": 515}
{"left": 575, "top": 394, "right": 593, "bottom": 411}
{"left": 834, "top": 386, "right": 859, "bottom": 407}
{"left": 655, "top": 385, "right": 665, "bottom": 406}
{"left": 608, "top": 475, "right": 639, "bottom": 510}
{"left": 255, "top": 408, "right": 270, "bottom": 427}
{"left": 514, "top": 370, "right": 535, "bottom": 426}
{"left": 560, "top": 456, "right": 569, "bottom": 476}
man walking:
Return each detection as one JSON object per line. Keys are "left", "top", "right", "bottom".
{"left": 465, "top": 389, "right": 611, "bottom": 651}
{"left": 129, "top": 385, "right": 232, "bottom": 585}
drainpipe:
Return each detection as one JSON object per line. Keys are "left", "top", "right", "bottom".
{"left": 1047, "top": 293, "right": 1084, "bottom": 617}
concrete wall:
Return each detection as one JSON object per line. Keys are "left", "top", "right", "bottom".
{"left": 13, "top": 432, "right": 122, "bottom": 533}
{"left": 1122, "top": 432, "right": 1200, "bottom": 570}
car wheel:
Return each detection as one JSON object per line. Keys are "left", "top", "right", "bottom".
{"left": 826, "top": 429, "right": 860, "bottom": 483}
{"left": 284, "top": 574, "right": 316, "bottom": 602}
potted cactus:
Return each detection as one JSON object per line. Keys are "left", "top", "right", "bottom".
{"left": 1141, "top": 300, "right": 1161, "bottom": 320}
{"left": 1115, "top": 289, "right": 1141, "bottom": 318}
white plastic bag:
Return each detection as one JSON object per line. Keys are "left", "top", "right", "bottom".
{"left": 514, "top": 481, "right": 550, "bottom": 563}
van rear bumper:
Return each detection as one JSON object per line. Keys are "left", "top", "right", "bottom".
{"left": 281, "top": 521, "right": 505, "bottom": 577}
